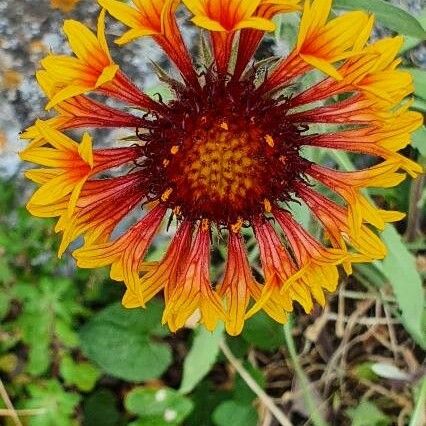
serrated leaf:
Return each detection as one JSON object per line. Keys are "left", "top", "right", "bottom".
{"left": 179, "top": 324, "right": 224, "bottom": 394}
{"left": 80, "top": 301, "right": 172, "bottom": 381}
{"left": 125, "top": 387, "right": 193, "bottom": 426}
{"left": 333, "top": 0, "right": 426, "bottom": 39}
{"left": 15, "top": 278, "right": 81, "bottom": 376}
{"left": 60, "top": 356, "right": 101, "bottom": 392}
{"left": 23, "top": 379, "right": 80, "bottom": 426}
{"left": 55, "top": 319, "right": 79, "bottom": 348}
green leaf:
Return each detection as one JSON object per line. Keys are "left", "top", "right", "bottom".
{"left": 179, "top": 324, "right": 224, "bottom": 394}
{"left": 23, "top": 379, "right": 80, "bottom": 426}
{"left": 412, "top": 98, "right": 426, "bottom": 113}
{"left": 15, "top": 278, "right": 82, "bottom": 376}
{"left": 346, "top": 400, "right": 390, "bottom": 426}
{"left": 401, "top": 10, "right": 426, "bottom": 52}
{"left": 402, "top": 68, "right": 426, "bottom": 100}
{"left": 333, "top": 0, "right": 426, "bottom": 39}
{"left": 184, "top": 380, "right": 231, "bottom": 426}
{"left": 412, "top": 126, "right": 426, "bottom": 156}
{"left": 242, "top": 311, "right": 286, "bottom": 350}
{"left": 410, "top": 377, "right": 426, "bottom": 426}
{"left": 213, "top": 401, "right": 258, "bottom": 426}
{"left": 353, "top": 362, "right": 379, "bottom": 382}
{"left": 60, "top": 356, "right": 101, "bottom": 392}
{"left": 80, "top": 301, "right": 172, "bottom": 381}
{"left": 55, "top": 319, "right": 80, "bottom": 349}
{"left": 125, "top": 387, "right": 193, "bottom": 426}
{"left": 83, "top": 389, "right": 121, "bottom": 426}
{"left": 0, "top": 354, "right": 18, "bottom": 374}
{"left": 284, "top": 321, "right": 328, "bottom": 426}
{"left": 378, "top": 226, "right": 426, "bottom": 348}
{"left": 234, "top": 363, "right": 265, "bottom": 404}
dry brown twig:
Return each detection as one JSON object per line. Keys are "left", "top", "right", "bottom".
{"left": 0, "top": 378, "right": 23, "bottom": 426}
{"left": 323, "top": 299, "right": 376, "bottom": 391}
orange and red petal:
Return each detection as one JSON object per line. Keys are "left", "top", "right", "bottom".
{"left": 163, "top": 224, "right": 225, "bottom": 332}
{"left": 74, "top": 204, "right": 166, "bottom": 292}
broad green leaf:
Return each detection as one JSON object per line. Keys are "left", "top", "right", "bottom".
{"left": 79, "top": 301, "right": 172, "bottom": 381}
{"left": 402, "top": 68, "right": 426, "bottom": 100}
{"left": 23, "top": 380, "right": 80, "bottom": 426}
{"left": 213, "top": 401, "right": 258, "bottom": 426}
{"left": 346, "top": 400, "right": 390, "bottom": 426}
{"left": 242, "top": 311, "right": 286, "bottom": 350}
{"left": 412, "top": 126, "right": 426, "bottom": 156}
{"left": 412, "top": 98, "right": 426, "bottom": 113}
{"left": 60, "top": 356, "right": 101, "bottom": 392}
{"left": 234, "top": 363, "right": 265, "bottom": 404}
{"left": 401, "top": 10, "right": 426, "bottom": 52}
{"left": 333, "top": 0, "right": 426, "bottom": 39}
{"left": 83, "top": 389, "right": 121, "bottom": 426}
{"left": 126, "top": 387, "right": 193, "bottom": 426}
{"left": 179, "top": 324, "right": 224, "bottom": 394}
{"left": 378, "top": 226, "right": 426, "bottom": 348}
{"left": 184, "top": 380, "right": 231, "bottom": 426}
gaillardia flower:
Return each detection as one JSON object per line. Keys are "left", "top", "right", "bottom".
{"left": 22, "top": 0, "right": 422, "bottom": 335}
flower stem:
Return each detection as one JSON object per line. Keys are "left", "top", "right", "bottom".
{"left": 219, "top": 339, "right": 293, "bottom": 426}
{"left": 283, "top": 319, "right": 329, "bottom": 426}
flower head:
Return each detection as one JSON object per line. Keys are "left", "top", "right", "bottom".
{"left": 22, "top": 0, "right": 422, "bottom": 334}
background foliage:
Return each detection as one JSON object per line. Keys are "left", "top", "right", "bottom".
{"left": 0, "top": 0, "right": 425, "bottom": 425}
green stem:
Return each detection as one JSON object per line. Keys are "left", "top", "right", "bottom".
{"left": 219, "top": 340, "right": 293, "bottom": 426}
{"left": 409, "top": 377, "right": 426, "bottom": 426}
{"left": 284, "top": 320, "right": 329, "bottom": 426}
